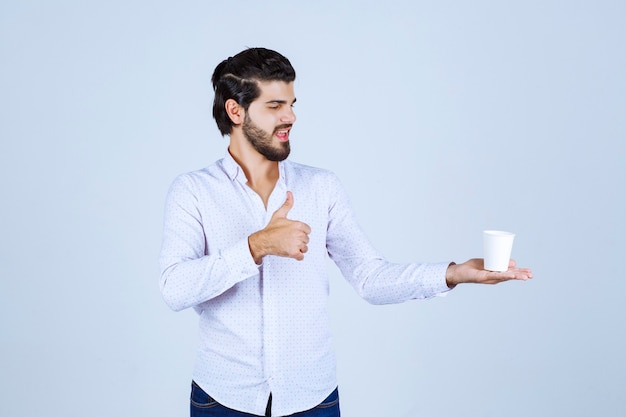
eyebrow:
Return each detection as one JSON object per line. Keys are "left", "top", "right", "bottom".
{"left": 264, "top": 98, "right": 297, "bottom": 105}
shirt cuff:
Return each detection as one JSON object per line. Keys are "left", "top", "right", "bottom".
{"left": 220, "top": 237, "right": 261, "bottom": 281}
{"left": 427, "top": 262, "right": 454, "bottom": 297}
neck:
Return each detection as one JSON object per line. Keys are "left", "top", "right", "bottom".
{"left": 228, "top": 132, "right": 280, "bottom": 193}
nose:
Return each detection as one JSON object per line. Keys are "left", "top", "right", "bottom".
{"left": 281, "top": 106, "right": 296, "bottom": 124}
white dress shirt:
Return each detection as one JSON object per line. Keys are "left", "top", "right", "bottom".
{"left": 159, "top": 152, "right": 451, "bottom": 416}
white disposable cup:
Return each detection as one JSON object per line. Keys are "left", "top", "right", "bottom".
{"left": 483, "top": 230, "right": 515, "bottom": 272}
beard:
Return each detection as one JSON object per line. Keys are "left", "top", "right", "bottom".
{"left": 242, "top": 113, "right": 291, "bottom": 162}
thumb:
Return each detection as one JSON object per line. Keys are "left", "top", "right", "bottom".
{"left": 272, "top": 191, "right": 294, "bottom": 219}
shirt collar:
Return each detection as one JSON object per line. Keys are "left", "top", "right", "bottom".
{"left": 222, "top": 149, "right": 243, "bottom": 181}
{"left": 222, "top": 149, "right": 288, "bottom": 187}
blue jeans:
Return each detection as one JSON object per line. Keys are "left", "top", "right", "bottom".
{"left": 190, "top": 381, "right": 340, "bottom": 417}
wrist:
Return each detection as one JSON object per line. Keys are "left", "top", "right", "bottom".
{"left": 446, "top": 262, "right": 458, "bottom": 289}
{"left": 248, "top": 232, "right": 265, "bottom": 265}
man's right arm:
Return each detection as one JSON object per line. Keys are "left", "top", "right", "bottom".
{"left": 158, "top": 176, "right": 260, "bottom": 312}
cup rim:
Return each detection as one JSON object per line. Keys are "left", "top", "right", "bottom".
{"left": 483, "top": 230, "right": 515, "bottom": 236}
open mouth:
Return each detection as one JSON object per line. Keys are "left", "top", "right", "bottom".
{"left": 274, "top": 126, "right": 291, "bottom": 142}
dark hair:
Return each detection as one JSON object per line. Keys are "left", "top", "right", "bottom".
{"left": 211, "top": 48, "right": 296, "bottom": 136}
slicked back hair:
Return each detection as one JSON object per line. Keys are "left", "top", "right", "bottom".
{"left": 211, "top": 48, "right": 296, "bottom": 136}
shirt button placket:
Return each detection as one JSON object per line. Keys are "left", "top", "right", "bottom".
{"left": 261, "top": 209, "right": 278, "bottom": 394}
{"left": 261, "top": 184, "right": 285, "bottom": 396}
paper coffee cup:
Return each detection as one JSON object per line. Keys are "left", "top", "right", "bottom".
{"left": 483, "top": 230, "right": 515, "bottom": 272}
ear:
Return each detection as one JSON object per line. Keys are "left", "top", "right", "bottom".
{"left": 225, "top": 99, "right": 245, "bottom": 125}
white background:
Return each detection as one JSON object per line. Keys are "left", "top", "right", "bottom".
{"left": 1, "top": 1, "right": 624, "bottom": 416}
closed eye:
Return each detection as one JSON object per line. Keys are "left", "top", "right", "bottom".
{"left": 265, "top": 98, "right": 296, "bottom": 110}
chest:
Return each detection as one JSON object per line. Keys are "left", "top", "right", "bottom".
{"left": 196, "top": 179, "right": 330, "bottom": 253}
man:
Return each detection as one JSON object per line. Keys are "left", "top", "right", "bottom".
{"left": 159, "top": 47, "right": 532, "bottom": 417}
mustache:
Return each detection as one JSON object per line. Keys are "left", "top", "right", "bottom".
{"left": 273, "top": 124, "right": 293, "bottom": 133}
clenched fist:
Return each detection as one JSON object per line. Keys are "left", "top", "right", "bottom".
{"left": 248, "top": 191, "right": 312, "bottom": 263}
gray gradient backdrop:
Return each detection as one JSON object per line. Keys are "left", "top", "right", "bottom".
{"left": 1, "top": 1, "right": 624, "bottom": 416}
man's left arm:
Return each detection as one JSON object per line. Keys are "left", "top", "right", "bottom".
{"left": 324, "top": 173, "right": 452, "bottom": 304}
{"left": 324, "top": 174, "right": 532, "bottom": 304}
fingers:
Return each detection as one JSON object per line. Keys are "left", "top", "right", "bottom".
{"left": 486, "top": 268, "right": 533, "bottom": 283}
{"left": 272, "top": 191, "right": 294, "bottom": 219}
{"left": 289, "top": 241, "right": 307, "bottom": 261}
{"left": 263, "top": 191, "right": 312, "bottom": 261}
{"left": 271, "top": 192, "right": 311, "bottom": 232}
{"left": 291, "top": 228, "right": 310, "bottom": 261}
{"left": 295, "top": 243, "right": 308, "bottom": 260}
{"left": 296, "top": 220, "right": 312, "bottom": 235}
{"left": 505, "top": 259, "right": 533, "bottom": 280}
{"left": 453, "top": 258, "right": 533, "bottom": 285}
{"left": 510, "top": 268, "right": 533, "bottom": 279}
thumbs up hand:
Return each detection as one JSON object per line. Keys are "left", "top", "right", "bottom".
{"left": 248, "top": 191, "right": 312, "bottom": 263}
{"left": 270, "top": 190, "right": 297, "bottom": 222}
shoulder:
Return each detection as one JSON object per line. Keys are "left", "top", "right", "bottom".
{"left": 167, "top": 159, "right": 227, "bottom": 196}
{"left": 282, "top": 160, "right": 349, "bottom": 208}
{"left": 283, "top": 159, "right": 341, "bottom": 185}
